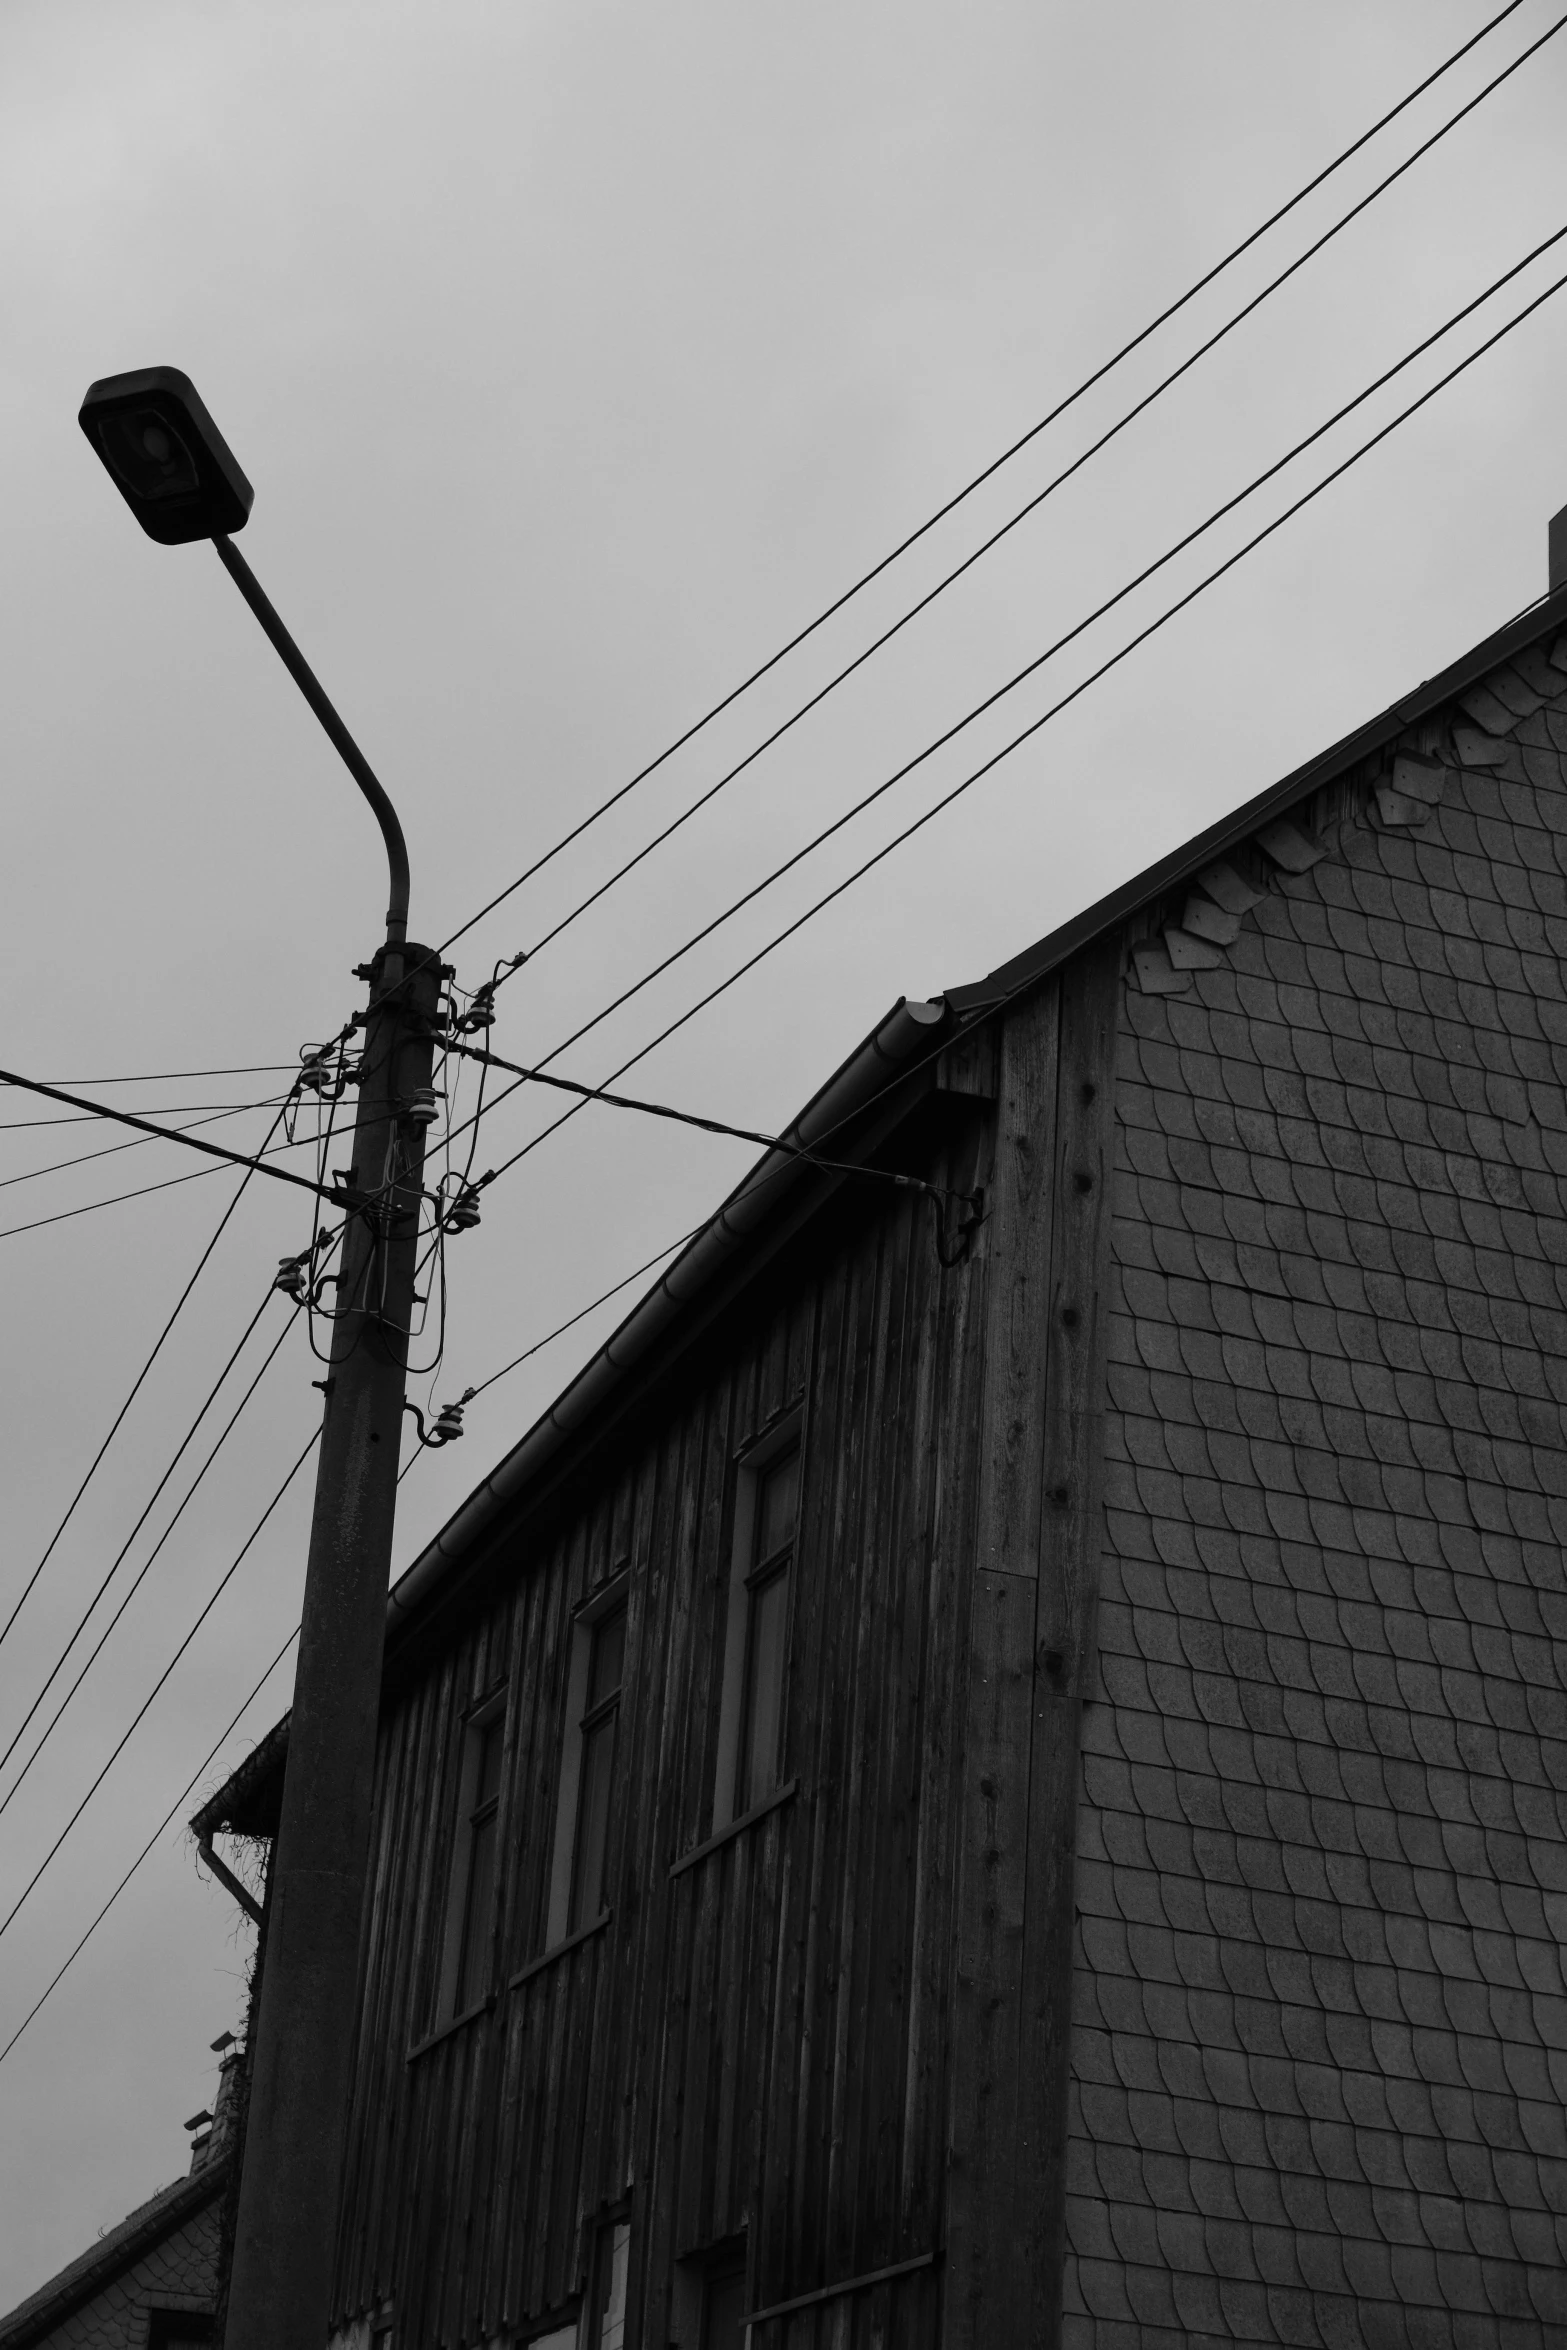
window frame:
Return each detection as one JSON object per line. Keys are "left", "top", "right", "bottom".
{"left": 144, "top": 2311, "right": 215, "bottom": 2350}
{"left": 544, "top": 1570, "right": 629, "bottom": 1950}
{"left": 585, "top": 2213, "right": 632, "bottom": 2350}
{"left": 435, "top": 1682, "right": 508, "bottom": 2023}
{"left": 670, "top": 2234, "right": 748, "bottom": 2350}
{"left": 712, "top": 1412, "right": 802, "bottom": 1835}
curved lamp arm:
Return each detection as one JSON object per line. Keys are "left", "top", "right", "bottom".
{"left": 212, "top": 534, "right": 411, "bottom": 946}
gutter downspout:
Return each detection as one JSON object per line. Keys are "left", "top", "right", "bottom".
{"left": 197, "top": 1830, "right": 263, "bottom": 1926}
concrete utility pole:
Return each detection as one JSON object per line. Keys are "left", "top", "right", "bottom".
{"left": 75, "top": 367, "right": 449, "bottom": 2349}
{"left": 225, "top": 935, "right": 441, "bottom": 2350}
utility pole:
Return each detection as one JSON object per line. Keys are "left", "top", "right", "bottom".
{"left": 75, "top": 368, "right": 452, "bottom": 2349}
{"left": 223, "top": 935, "right": 442, "bottom": 2350}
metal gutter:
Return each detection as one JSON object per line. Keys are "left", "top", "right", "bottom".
{"left": 383, "top": 993, "right": 951, "bottom": 1639}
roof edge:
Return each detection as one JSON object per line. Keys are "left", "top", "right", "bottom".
{"left": 383, "top": 991, "right": 953, "bottom": 1641}
{"left": 195, "top": 575, "right": 1567, "bottom": 1819}
{"left": 945, "top": 579, "right": 1567, "bottom": 1014}
{"left": 0, "top": 2159, "right": 227, "bottom": 2350}
{"left": 190, "top": 1712, "right": 290, "bottom": 1840}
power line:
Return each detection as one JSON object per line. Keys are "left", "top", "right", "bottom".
{"left": 2, "top": 0, "right": 1539, "bottom": 2079}
{"left": 0, "top": 1423, "right": 317, "bottom": 1964}
{"left": 0, "top": 1431, "right": 318, "bottom": 1950}
{"left": 455, "top": 220, "right": 1567, "bottom": 1185}
{"left": 0, "top": 1146, "right": 312, "bottom": 1246}
{"left": 0, "top": 1622, "right": 300, "bottom": 2071}
{"left": 432, "top": 0, "right": 1531, "bottom": 970}
{"left": 561, "top": 253, "right": 1567, "bottom": 1135}
{"left": 0, "top": 1103, "right": 292, "bottom": 1662}
{"left": 470, "top": 1223, "right": 704, "bottom": 1399}
{"left": 444, "top": 1040, "right": 975, "bottom": 1202}
{"left": 39, "top": 1065, "right": 299, "bottom": 1086}
{"left": 0, "top": 1302, "right": 308, "bottom": 1821}
{"left": 0, "top": 1101, "right": 288, "bottom": 1132}
{"left": 0, "top": 1069, "right": 344, "bottom": 1202}
{"left": 0, "top": 1097, "right": 285, "bottom": 1197}
{"left": 0, "top": 1286, "right": 286, "bottom": 1791}
{"left": 473, "top": 2, "right": 1567, "bottom": 998}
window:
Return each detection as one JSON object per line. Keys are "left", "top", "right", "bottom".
{"left": 569, "top": 1602, "right": 626, "bottom": 1932}
{"left": 701, "top": 2260, "right": 747, "bottom": 2350}
{"left": 736, "top": 1448, "right": 797, "bottom": 1813}
{"left": 670, "top": 2239, "right": 747, "bottom": 2350}
{"left": 712, "top": 1428, "right": 800, "bottom": 1832}
{"left": 545, "top": 1578, "right": 628, "bottom": 1949}
{"left": 437, "top": 1695, "right": 506, "bottom": 2019}
{"left": 147, "top": 2317, "right": 214, "bottom": 2350}
{"left": 587, "top": 2219, "right": 630, "bottom": 2350}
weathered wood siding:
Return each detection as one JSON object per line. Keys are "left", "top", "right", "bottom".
{"left": 330, "top": 1092, "right": 992, "bottom": 2348}
{"left": 941, "top": 943, "right": 1121, "bottom": 2350}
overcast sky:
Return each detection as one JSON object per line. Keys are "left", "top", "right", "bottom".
{"left": 3, "top": 0, "right": 1567, "bottom": 2310}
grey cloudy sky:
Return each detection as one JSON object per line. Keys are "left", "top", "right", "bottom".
{"left": 2, "top": 0, "right": 1566, "bottom": 2308}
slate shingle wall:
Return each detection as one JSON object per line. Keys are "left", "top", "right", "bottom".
{"left": 1063, "top": 659, "right": 1567, "bottom": 2348}
{"left": 2, "top": 2183, "right": 220, "bottom": 2350}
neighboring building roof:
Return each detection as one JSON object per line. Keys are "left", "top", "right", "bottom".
{"left": 0, "top": 2160, "right": 227, "bottom": 2350}
{"left": 190, "top": 571, "right": 1567, "bottom": 1834}
{"left": 189, "top": 1713, "right": 288, "bottom": 1843}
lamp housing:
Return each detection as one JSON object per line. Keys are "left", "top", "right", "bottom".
{"left": 78, "top": 366, "right": 253, "bottom": 545}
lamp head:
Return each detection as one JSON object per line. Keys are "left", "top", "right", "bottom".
{"left": 78, "top": 366, "right": 253, "bottom": 545}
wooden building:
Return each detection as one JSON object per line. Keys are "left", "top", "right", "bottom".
{"left": 198, "top": 560, "right": 1567, "bottom": 2348}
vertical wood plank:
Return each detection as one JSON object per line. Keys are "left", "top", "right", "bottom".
{"left": 942, "top": 976, "right": 1061, "bottom": 2349}
{"left": 1021, "top": 936, "right": 1119, "bottom": 2350}
{"left": 331, "top": 1100, "right": 1006, "bottom": 2345}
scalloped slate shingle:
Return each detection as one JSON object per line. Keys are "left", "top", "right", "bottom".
{"left": 1065, "top": 680, "right": 1567, "bottom": 2347}
{"left": 0, "top": 2167, "right": 222, "bottom": 2350}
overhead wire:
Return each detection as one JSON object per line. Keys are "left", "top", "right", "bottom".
{"left": 0, "top": 1283, "right": 293, "bottom": 1791}
{"left": 38, "top": 1065, "right": 299, "bottom": 1086}
{"left": 446, "top": 219, "right": 1567, "bottom": 1191}
{"left": 465, "top": 0, "right": 1567, "bottom": 999}
{"left": 0, "top": 1099, "right": 293, "bottom": 1662}
{"left": 0, "top": 1142, "right": 323, "bottom": 1246}
{"left": 0, "top": 1069, "right": 344, "bottom": 1203}
{"left": 0, "top": 1429, "right": 319, "bottom": 1952}
{"left": 432, "top": 0, "right": 1534, "bottom": 971}
{"left": 2, "top": 0, "right": 1544, "bottom": 2076}
{"left": 0, "top": 1621, "right": 300, "bottom": 2071}
{"left": 0, "top": 1095, "right": 288, "bottom": 1197}
{"left": 445, "top": 1038, "right": 978, "bottom": 1200}
{"left": 0, "top": 1101, "right": 289, "bottom": 1133}
{"left": 398, "top": 1217, "right": 708, "bottom": 1488}
{"left": 0, "top": 1286, "right": 320, "bottom": 1819}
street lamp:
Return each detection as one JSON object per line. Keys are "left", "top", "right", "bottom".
{"left": 79, "top": 366, "right": 445, "bottom": 2350}
{"left": 78, "top": 367, "right": 409, "bottom": 944}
